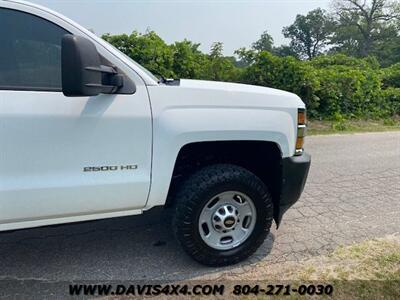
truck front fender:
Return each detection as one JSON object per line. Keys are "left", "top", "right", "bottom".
{"left": 146, "top": 106, "right": 296, "bottom": 208}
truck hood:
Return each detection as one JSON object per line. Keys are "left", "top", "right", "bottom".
{"left": 175, "top": 79, "right": 305, "bottom": 108}
{"left": 149, "top": 78, "right": 305, "bottom": 111}
{"left": 179, "top": 79, "right": 292, "bottom": 96}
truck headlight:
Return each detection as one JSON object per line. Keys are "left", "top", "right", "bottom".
{"left": 295, "top": 109, "right": 306, "bottom": 155}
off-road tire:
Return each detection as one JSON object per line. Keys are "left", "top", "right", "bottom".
{"left": 172, "top": 164, "right": 274, "bottom": 266}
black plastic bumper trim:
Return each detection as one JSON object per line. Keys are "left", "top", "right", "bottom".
{"left": 275, "top": 152, "right": 311, "bottom": 227}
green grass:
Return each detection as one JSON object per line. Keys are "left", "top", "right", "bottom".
{"left": 181, "top": 239, "right": 399, "bottom": 300}
{"left": 254, "top": 236, "right": 400, "bottom": 299}
{"left": 308, "top": 118, "right": 400, "bottom": 135}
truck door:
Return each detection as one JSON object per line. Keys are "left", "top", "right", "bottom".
{"left": 0, "top": 8, "right": 152, "bottom": 226}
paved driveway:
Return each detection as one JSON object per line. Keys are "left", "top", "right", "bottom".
{"left": 0, "top": 132, "right": 399, "bottom": 282}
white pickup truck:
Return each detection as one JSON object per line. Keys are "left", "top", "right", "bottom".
{"left": 0, "top": 0, "right": 311, "bottom": 266}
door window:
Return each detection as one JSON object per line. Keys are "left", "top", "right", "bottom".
{"left": 0, "top": 8, "right": 69, "bottom": 91}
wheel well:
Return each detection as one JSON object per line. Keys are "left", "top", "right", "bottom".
{"left": 166, "top": 141, "right": 282, "bottom": 213}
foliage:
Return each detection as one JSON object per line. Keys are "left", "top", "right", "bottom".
{"left": 102, "top": 32, "right": 239, "bottom": 82}
{"left": 381, "top": 88, "right": 400, "bottom": 116}
{"left": 308, "top": 55, "right": 384, "bottom": 118}
{"left": 382, "top": 63, "right": 400, "bottom": 88}
{"left": 205, "top": 42, "right": 240, "bottom": 81}
{"left": 103, "top": 31, "right": 174, "bottom": 78}
{"left": 170, "top": 40, "right": 207, "bottom": 79}
{"left": 234, "top": 47, "right": 257, "bottom": 67}
{"left": 235, "top": 52, "right": 397, "bottom": 119}
{"left": 272, "top": 45, "right": 300, "bottom": 59}
{"left": 102, "top": 1, "right": 400, "bottom": 121}
{"left": 308, "top": 55, "right": 383, "bottom": 117}
{"left": 309, "top": 53, "right": 380, "bottom": 69}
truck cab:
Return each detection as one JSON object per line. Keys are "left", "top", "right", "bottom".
{"left": 0, "top": 0, "right": 310, "bottom": 266}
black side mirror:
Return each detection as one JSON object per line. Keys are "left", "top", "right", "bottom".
{"left": 61, "top": 34, "right": 123, "bottom": 97}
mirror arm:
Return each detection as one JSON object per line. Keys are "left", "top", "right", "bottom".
{"left": 84, "top": 65, "right": 124, "bottom": 94}
{"left": 85, "top": 65, "right": 117, "bottom": 75}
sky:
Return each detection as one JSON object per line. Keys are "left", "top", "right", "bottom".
{"left": 29, "top": 0, "right": 331, "bottom": 55}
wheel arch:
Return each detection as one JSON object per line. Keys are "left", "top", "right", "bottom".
{"left": 163, "top": 140, "right": 283, "bottom": 222}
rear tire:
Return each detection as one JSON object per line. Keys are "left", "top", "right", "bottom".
{"left": 172, "top": 164, "right": 273, "bottom": 266}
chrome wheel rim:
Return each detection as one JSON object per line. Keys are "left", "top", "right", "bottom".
{"left": 198, "top": 191, "right": 257, "bottom": 250}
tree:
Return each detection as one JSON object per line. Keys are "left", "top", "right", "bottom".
{"left": 332, "top": 0, "right": 400, "bottom": 57}
{"left": 171, "top": 40, "right": 206, "bottom": 79}
{"left": 206, "top": 42, "right": 239, "bottom": 81}
{"left": 283, "top": 8, "right": 335, "bottom": 60}
{"left": 252, "top": 30, "right": 274, "bottom": 52}
{"left": 207, "top": 42, "right": 227, "bottom": 80}
{"left": 209, "top": 42, "right": 224, "bottom": 59}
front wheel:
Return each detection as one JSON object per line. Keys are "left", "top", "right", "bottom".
{"left": 172, "top": 164, "right": 273, "bottom": 266}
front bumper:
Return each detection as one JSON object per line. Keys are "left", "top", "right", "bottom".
{"left": 275, "top": 152, "right": 311, "bottom": 227}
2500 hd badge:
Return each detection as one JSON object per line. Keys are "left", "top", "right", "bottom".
{"left": 83, "top": 165, "right": 138, "bottom": 172}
